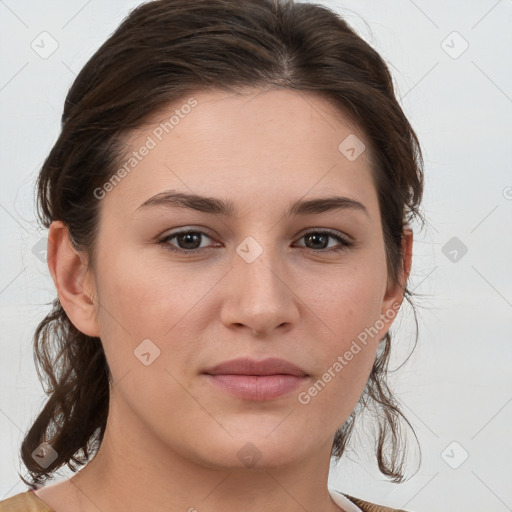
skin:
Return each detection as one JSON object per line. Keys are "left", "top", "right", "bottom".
{"left": 37, "top": 88, "right": 412, "bottom": 512}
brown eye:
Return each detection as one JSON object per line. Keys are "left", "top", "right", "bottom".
{"left": 160, "top": 230, "right": 216, "bottom": 253}
{"left": 296, "top": 230, "right": 354, "bottom": 253}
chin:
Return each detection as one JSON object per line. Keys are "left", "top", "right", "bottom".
{"left": 188, "top": 429, "right": 313, "bottom": 471}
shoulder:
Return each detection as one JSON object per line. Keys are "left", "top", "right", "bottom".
{"left": 343, "top": 492, "right": 413, "bottom": 512}
{"left": 0, "top": 491, "right": 53, "bottom": 512}
{"left": 1, "top": 489, "right": 412, "bottom": 512}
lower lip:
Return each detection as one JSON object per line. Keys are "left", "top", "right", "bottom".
{"left": 204, "top": 374, "right": 307, "bottom": 400}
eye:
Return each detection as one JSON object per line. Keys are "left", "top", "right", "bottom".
{"left": 295, "top": 230, "right": 354, "bottom": 253}
{"left": 159, "top": 230, "right": 218, "bottom": 253}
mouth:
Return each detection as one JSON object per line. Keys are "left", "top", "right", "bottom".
{"left": 202, "top": 357, "right": 309, "bottom": 401}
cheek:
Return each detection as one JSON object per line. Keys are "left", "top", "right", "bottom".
{"left": 92, "top": 247, "right": 221, "bottom": 378}
{"left": 95, "top": 244, "right": 201, "bottom": 330}
{"left": 289, "top": 261, "right": 387, "bottom": 420}
{"left": 295, "top": 288, "right": 382, "bottom": 436}
{"left": 298, "top": 261, "right": 388, "bottom": 348}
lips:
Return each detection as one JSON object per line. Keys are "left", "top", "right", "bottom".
{"left": 202, "top": 357, "right": 308, "bottom": 401}
{"left": 204, "top": 357, "right": 308, "bottom": 377}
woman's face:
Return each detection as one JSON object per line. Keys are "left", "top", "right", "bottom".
{"left": 77, "top": 88, "right": 408, "bottom": 469}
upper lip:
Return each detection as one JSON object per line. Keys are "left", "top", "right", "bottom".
{"left": 203, "top": 357, "right": 308, "bottom": 377}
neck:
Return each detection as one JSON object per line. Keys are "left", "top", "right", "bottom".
{"left": 67, "top": 396, "right": 342, "bottom": 512}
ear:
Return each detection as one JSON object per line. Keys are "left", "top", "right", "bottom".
{"left": 380, "top": 226, "right": 413, "bottom": 323}
{"left": 47, "top": 221, "right": 100, "bottom": 337}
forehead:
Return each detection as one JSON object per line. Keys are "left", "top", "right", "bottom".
{"left": 105, "top": 88, "right": 378, "bottom": 217}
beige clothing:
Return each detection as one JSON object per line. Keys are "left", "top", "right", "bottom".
{"left": 0, "top": 489, "right": 412, "bottom": 512}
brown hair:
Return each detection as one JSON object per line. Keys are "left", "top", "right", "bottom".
{"left": 21, "top": 0, "right": 424, "bottom": 488}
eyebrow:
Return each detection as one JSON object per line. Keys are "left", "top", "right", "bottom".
{"left": 136, "top": 190, "right": 369, "bottom": 218}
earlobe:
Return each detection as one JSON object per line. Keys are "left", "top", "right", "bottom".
{"left": 47, "top": 221, "right": 100, "bottom": 337}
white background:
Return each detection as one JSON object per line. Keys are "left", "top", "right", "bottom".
{"left": 0, "top": 1, "right": 511, "bottom": 511}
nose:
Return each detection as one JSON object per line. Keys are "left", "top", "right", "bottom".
{"left": 220, "top": 244, "right": 300, "bottom": 337}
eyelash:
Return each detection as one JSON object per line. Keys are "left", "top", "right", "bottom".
{"left": 158, "top": 229, "right": 355, "bottom": 255}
